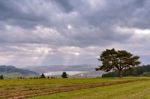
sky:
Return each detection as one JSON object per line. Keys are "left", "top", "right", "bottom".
{"left": 0, "top": 0, "right": 150, "bottom": 67}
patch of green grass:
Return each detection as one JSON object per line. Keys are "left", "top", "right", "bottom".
{"left": 0, "top": 77, "right": 138, "bottom": 88}
{"left": 32, "top": 79, "right": 150, "bottom": 99}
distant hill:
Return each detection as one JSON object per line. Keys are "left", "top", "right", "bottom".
{"left": 24, "top": 65, "right": 104, "bottom": 77}
{"left": 0, "top": 65, "right": 38, "bottom": 78}
{"left": 25, "top": 64, "right": 98, "bottom": 74}
{"left": 44, "top": 70, "right": 103, "bottom": 78}
{"left": 71, "top": 71, "right": 104, "bottom": 78}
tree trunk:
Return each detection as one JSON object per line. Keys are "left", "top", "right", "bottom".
{"left": 118, "top": 70, "right": 122, "bottom": 78}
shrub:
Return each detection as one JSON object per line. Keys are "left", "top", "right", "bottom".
{"left": 0, "top": 75, "right": 4, "bottom": 79}
{"left": 61, "top": 72, "right": 68, "bottom": 78}
{"left": 40, "top": 73, "right": 46, "bottom": 78}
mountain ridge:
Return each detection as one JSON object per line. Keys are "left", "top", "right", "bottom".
{"left": 23, "top": 64, "right": 98, "bottom": 73}
{"left": 0, "top": 65, "right": 38, "bottom": 77}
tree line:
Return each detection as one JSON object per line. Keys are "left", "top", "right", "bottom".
{"left": 102, "top": 65, "right": 150, "bottom": 77}
{"left": 0, "top": 72, "right": 68, "bottom": 80}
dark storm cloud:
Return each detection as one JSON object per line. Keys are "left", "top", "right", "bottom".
{"left": 0, "top": 0, "right": 145, "bottom": 45}
{"left": 0, "top": 1, "right": 34, "bottom": 26}
{"left": 79, "top": 0, "right": 145, "bottom": 28}
{"left": 51, "top": 0, "right": 74, "bottom": 12}
{"left": 0, "top": 0, "right": 54, "bottom": 28}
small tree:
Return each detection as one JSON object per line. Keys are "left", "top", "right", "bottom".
{"left": 0, "top": 75, "right": 4, "bottom": 80}
{"left": 40, "top": 73, "right": 46, "bottom": 78}
{"left": 61, "top": 72, "right": 68, "bottom": 78}
{"left": 96, "top": 48, "right": 140, "bottom": 77}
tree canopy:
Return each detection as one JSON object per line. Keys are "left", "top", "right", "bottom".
{"left": 0, "top": 75, "right": 4, "bottom": 79}
{"left": 61, "top": 72, "right": 68, "bottom": 78}
{"left": 96, "top": 48, "right": 141, "bottom": 77}
{"left": 40, "top": 73, "right": 46, "bottom": 78}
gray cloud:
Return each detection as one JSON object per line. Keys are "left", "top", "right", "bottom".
{"left": 52, "top": 0, "right": 74, "bottom": 12}
{"left": 0, "top": 0, "right": 150, "bottom": 67}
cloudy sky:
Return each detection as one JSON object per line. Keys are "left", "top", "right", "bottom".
{"left": 0, "top": 0, "right": 150, "bottom": 67}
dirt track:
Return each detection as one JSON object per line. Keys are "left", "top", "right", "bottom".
{"left": 0, "top": 79, "right": 149, "bottom": 99}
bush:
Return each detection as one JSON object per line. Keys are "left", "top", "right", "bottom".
{"left": 0, "top": 75, "right": 4, "bottom": 79}
{"left": 61, "top": 72, "right": 68, "bottom": 78}
{"left": 40, "top": 73, "right": 46, "bottom": 78}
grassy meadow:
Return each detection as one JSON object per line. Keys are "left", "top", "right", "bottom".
{"left": 33, "top": 78, "right": 150, "bottom": 99}
{"left": 0, "top": 77, "right": 150, "bottom": 99}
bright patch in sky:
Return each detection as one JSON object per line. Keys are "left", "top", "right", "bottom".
{"left": 116, "top": 26, "right": 150, "bottom": 37}
{"left": 74, "top": 52, "right": 80, "bottom": 56}
{"left": 67, "top": 24, "right": 72, "bottom": 30}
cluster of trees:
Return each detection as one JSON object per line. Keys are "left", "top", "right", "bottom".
{"left": 102, "top": 65, "right": 150, "bottom": 77}
{"left": 96, "top": 48, "right": 141, "bottom": 77}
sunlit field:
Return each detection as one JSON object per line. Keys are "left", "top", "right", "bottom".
{"left": 0, "top": 77, "right": 150, "bottom": 99}
{"left": 32, "top": 78, "right": 150, "bottom": 99}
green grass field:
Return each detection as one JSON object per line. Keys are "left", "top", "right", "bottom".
{"left": 0, "top": 77, "right": 150, "bottom": 99}
{"left": 32, "top": 78, "right": 150, "bottom": 99}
